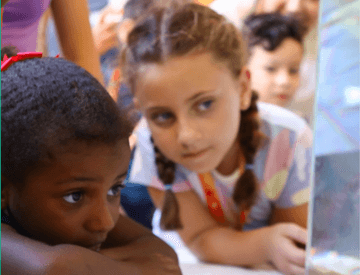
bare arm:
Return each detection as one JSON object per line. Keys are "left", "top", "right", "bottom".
{"left": 50, "top": 0, "right": 104, "bottom": 85}
{"left": 99, "top": 212, "right": 182, "bottom": 275}
{"left": 148, "top": 186, "right": 307, "bottom": 275}
{"left": 1, "top": 224, "right": 141, "bottom": 275}
{"left": 1, "top": 0, "right": 10, "bottom": 8}
{"left": 270, "top": 203, "right": 308, "bottom": 229}
{"left": 1, "top": 213, "right": 181, "bottom": 275}
{"left": 148, "top": 187, "right": 270, "bottom": 266}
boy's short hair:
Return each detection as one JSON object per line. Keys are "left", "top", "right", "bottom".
{"left": 1, "top": 56, "right": 133, "bottom": 187}
{"left": 243, "top": 13, "right": 306, "bottom": 53}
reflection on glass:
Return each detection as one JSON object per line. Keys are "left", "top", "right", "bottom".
{"left": 307, "top": 0, "right": 360, "bottom": 274}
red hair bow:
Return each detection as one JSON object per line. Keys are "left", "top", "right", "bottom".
{"left": 1, "top": 52, "right": 60, "bottom": 72}
{"left": 1, "top": 52, "right": 43, "bottom": 71}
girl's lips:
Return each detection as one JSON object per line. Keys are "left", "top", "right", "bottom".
{"left": 182, "top": 148, "right": 210, "bottom": 159}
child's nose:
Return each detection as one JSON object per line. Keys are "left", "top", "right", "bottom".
{"left": 177, "top": 118, "right": 201, "bottom": 147}
{"left": 286, "top": 0, "right": 305, "bottom": 14}
{"left": 85, "top": 201, "right": 116, "bottom": 233}
{"left": 276, "top": 70, "right": 291, "bottom": 87}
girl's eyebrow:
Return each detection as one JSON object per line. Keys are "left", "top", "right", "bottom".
{"left": 145, "top": 90, "right": 216, "bottom": 112}
{"left": 186, "top": 90, "right": 215, "bottom": 103}
{"left": 115, "top": 172, "right": 128, "bottom": 181}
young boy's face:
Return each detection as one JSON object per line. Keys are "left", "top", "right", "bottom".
{"left": 248, "top": 38, "right": 303, "bottom": 107}
{"left": 4, "top": 140, "right": 130, "bottom": 251}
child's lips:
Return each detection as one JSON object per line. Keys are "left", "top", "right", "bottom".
{"left": 182, "top": 148, "right": 210, "bottom": 159}
{"left": 278, "top": 94, "right": 289, "bottom": 100}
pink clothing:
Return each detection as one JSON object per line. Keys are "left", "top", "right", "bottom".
{"left": 1, "top": 0, "right": 52, "bottom": 52}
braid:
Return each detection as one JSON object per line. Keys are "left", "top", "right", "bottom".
{"left": 233, "top": 91, "right": 263, "bottom": 227}
{"left": 151, "top": 138, "right": 183, "bottom": 230}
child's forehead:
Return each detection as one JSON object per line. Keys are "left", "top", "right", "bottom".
{"left": 24, "top": 140, "right": 130, "bottom": 187}
{"left": 254, "top": 38, "right": 303, "bottom": 58}
{"left": 37, "top": 139, "right": 129, "bottom": 168}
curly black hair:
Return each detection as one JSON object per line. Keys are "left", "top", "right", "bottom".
{"left": 243, "top": 12, "right": 306, "bottom": 53}
{"left": 1, "top": 56, "right": 133, "bottom": 187}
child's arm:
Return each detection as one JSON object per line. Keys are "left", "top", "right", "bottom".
{"left": 1, "top": 0, "right": 10, "bottom": 8}
{"left": 269, "top": 203, "right": 308, "bottom": 229}
{"left": 50, "top": 0, "right": 104, "bottom": 85}
{"left": 1, "top": 224, "right": 141, "bottom": 275}
{"left": 148, "top": 187, "right": 307, "bottom": 275}
{"left": 1, "top": 215, "right": 181, "bottom": 275}
{"left": 99, "top": 213, "right": 182, "bottom": 274}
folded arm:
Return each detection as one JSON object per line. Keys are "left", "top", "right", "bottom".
{"left": 148, "top": 187, "right": 307, "bottom": 274}
{"left": 1, "top": 214, "right": 181, "bottom": 275}
{"left": 99, "top": 212, "right": 181, "bottom": 274}
{"left": 1, "top": 224, "right": 141, "bottom": 275}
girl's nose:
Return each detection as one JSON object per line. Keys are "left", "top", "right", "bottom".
{"left": 177, "top": 118, "right": 201, "bottom": 148}
{"left": 286, "top": 0, "right": 305, "bottom": 14}
{"left": 85, "top": 201, "right": 116, "bottom": 233}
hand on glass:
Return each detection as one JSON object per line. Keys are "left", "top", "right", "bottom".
{"left": 266, "top": 223, "right": 307, "bottom": 275}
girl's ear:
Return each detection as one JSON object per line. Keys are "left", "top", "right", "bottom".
{"left": 239, "top": 67, "right": 252, "bottom": 111}
{"left": 1, "top": 175, "right": 11, "bottom": 210}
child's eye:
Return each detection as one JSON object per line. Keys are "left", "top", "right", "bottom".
{"left": 197, "top": 100, "right": 213, "bottom": 112}
{"left": 63, "top": 192, "right": 83, "bottom": 204}
{"left": 265, "top": 66, "right": 276, "bottom": 72}
{"left": 289, "top": 68, "right": 299, "bottom": 74}
{"left": 151, "top": 112, "right": 174, "bottom": 124}
{"left": 107, "top": 183, "right": 125, "bottom": 197}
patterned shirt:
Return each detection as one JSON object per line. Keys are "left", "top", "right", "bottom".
{"left": 128, "top": 102, "right": 313, "bottom": 230}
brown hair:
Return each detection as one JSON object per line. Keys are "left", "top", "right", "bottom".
{"left": 122, "top": 3, "right": 263, "bottom": 230}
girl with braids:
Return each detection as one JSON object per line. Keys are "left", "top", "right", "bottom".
{"left": 1, "top": 50, "right": 181, "bottom": 275}
{"left": 124, "top": 3, "right": 312, "bottom": 275}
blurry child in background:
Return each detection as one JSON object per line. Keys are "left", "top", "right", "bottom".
{"left": 244, "top": 13, "right": 306, "bottom": 116}
{"left": 1, "top": 50, "right": 181, "bottom": 275}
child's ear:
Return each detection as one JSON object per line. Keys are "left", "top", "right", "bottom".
{"left": 118, "top": 19, "right": 135, "bottom": 45}
{"left": 1, "top": 174, "right": 11, "bottom": 210}
{"left": 239, "top": 67, "right": 252, "bottom": 111}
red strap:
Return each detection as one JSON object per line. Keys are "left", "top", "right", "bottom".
{"left": 199, "top": 172, "right": 249, "bottom": 226}
{"left": 199, "top": 173, "right": 226, "bottom": 224}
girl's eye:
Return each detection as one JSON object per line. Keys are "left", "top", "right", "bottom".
{"left": 63, "top": 192, "right": 83, "bottom": 204}
{"left": 197, "top": 100, "right": 213, "bottom": 112}
{"left": 289, "top": 68, "right": 299, "bottom": 74}
{"left": 151, "top": 112, "right": 174, "bottom": 124}
{"left": 107, "top": 183, "right": 125, "bottom": 197}
{"left": 265, "top": 66, "right": 276, "bottom": 72}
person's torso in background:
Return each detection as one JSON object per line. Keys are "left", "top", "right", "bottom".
{"left": 1, "top": 0, "right": 52, "bottom": 52}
